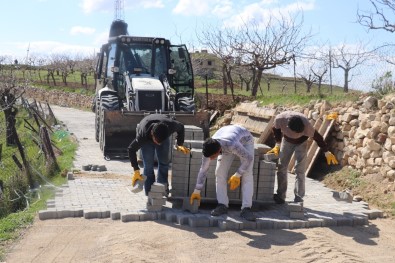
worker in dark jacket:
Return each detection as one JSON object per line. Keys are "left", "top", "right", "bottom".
{"left": 127, "top": 114, "right": 190, "bottom": 195}
{"left": 268, "top": 111, "right": 338, "bottom": 204}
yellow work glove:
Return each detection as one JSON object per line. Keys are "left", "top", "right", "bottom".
{"left": 267, "top": 143, "right": 280, "bottom": 157}
{"left": 190, "top": 189, "right": 201, "bottom": 205}
{"left": 326, "top": 112, "right": 338, "bottom": 120}
{"left": 228, "top": 173, "right": 241, "bottom": 191}
{"left": 176, "top": 145, "right": 191, "bottom": 155}
{"left": 325, "top": 151, "right": 338, "bottom": 165}
{"left": 131, "top": 170, "right": 144, "bottom": 186}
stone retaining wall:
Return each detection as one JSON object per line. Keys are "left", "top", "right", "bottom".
{"left": 22, "top": 86, "right": 93, "bottom": 110}
{"left": 215, "top": 94, "right": 395, "bottom": 187}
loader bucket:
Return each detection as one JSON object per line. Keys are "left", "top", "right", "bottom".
{"left": 101, "top": 110, "right": 210, "bottom": 159}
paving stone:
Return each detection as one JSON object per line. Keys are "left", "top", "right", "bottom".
{"left": 150, "top": 183, "right": 166, "bottom": 193}
{"left": 165, "top": 212, "right": 177, "bottom": 222}
{"left": 182, "top": 197, "right": 199, "bottom": 214}
{"left": 263, "top": 153, "right": 278, "bottom": 162}
{"left": 363, "top": 209, "right": 384, "bottom": 219}
{"left": 352, "top": 215, "right": 369, "bottom": 226}
{"left": 111, "top": 211, "right": 121, "bottom": 220}
{"left": 256, "top": 218, "right": 274, "bottom": 229}
{"left": 273, "top": 219, "right": 290, "bottom": 229}
{"left": 38, "top": 210, "right": 57, "bottom": 220}
{"left": 289, "top": 220, "right": 307, "bottom": 229}
{"left": 209, "top": 217, "right": 219, "bottom": 227}
{"left": 121, "top": 212, "right": 140, "bottom": 222}
{"left": 84, "top": 210, "right": 100, "bottom": 219}
{"left": 218, "top": 220, "right": 228, "bottom": 230}
{"left": 335, "top": 216, "right": 354, "bottom": 226}
{"left": 148, "top": 192, "right": 164, "bottom": 198}
{"left": 176, "top": 213, "right": 190, "bottom": 225}
{"left": 287, "top": 203, "right": 303, "bottom": 212}
{"left": 332, "top": 191, "right": 353, "bottom": 203}
{"left": 241, "top": 220, "right": 257, "bottom": 230}
{"left": 188, "top": 216, "right": 210, "bottom": 227}
{"left": 307, "top": 217, "right": 323, "bottom": 228}
{"left": 101, "top": 210, "right": 111, "bottom": 218}
{"left": 140, "top": 211, "right": 158, "bottom": 220}
{"left": 149, "top": 197, "right": 166, "bottom": 206}
{"left": 290, "top": 211, "right": 305, "bottom": 220}
{"left": 146, "top": 203, "right": 163, "bottom": 212}
{"left": 223, "top": 218, "right": 243, "bottom": 230}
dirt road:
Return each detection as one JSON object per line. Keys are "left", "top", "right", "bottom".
{"left": 4, "top": 105, "right": 395, "bottom": 263}
{"left": 5, "top": 218, "right": 395, "bottom": 262}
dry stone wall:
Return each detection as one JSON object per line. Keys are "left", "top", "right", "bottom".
{"left": 22, "top": 86, "right": 93, "bottom": 110}
{"left": 328, "top": 95, "right": 395, "bottom": 184}
{"left": 215, "top": 94, "right": 395, "bottom": 186}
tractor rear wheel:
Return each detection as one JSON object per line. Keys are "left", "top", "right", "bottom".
{"left": 98, "top": 93, "right": 120, "bottom": 154}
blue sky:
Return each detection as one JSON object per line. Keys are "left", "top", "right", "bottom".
{"left": 0, "top": 0, "right": 394, "bottom": 90}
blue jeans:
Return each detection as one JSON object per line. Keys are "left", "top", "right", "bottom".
{"left": 141, "top": 137, "right": 170, "bottom": 195}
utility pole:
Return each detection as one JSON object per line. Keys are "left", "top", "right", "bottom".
{"left": 293, "top": 54, "right": 297, "bottom": 93}
{"left": 329, "top": 48, "right": 333, "bottom": 94}
{"left": 25, "top": 42, "right": 30, "bottom": 64}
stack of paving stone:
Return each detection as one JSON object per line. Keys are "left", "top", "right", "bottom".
{"left": 171, "top": 132, "right": 276, "bottom": 203}
{"left": 287, "top": 202, "right": 304, "bottom": 219}
{"left": 146, "top": 183, "right": 167, "bottom": 212}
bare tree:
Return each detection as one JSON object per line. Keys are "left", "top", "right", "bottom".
{"left": 75, "top": 53, "right": 96, "bottom": 89}
{"left": 0, "top": 55, "right": 12, "bottom": 74}
{"left": 331, "top": 43, "right": 371, "bottom": 92}
{"left": 311, "top": 63, "right": 328, "bottom": 94}
{"left": 301, "top": 46, "right": 330, "bottom": 94}
{"left": 237, "top": 66, "right": 254, "bottom": 92}
{"left": 0, "top": 75, "right": 34, "bottom": 188}
{"left": 197, "top": 25, "right": 238, "bottom": 99}
{"left": 298, "top": 70, "right": 317, "bottom": 93}
{"left": 357, "top": 0, "right": 395, "bottom": 32}
{"left": 0, "top": 76, "right": 24, "bottom": 146}
{"left": 232, "top": 13, "right": 311, "bottom": 96}
{"left": 45, "top": 54, "right": 58, "bottom": 86}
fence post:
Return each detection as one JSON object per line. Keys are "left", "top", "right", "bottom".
{"left": 12, "top": 125, "right": 35, "bottom": 188}
{"left": 40, "top": 126, "right": 59, "bottom": 173}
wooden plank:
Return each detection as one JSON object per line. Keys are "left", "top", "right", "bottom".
{"left": 257, "top": 115, "right": 275, "bottom": 144}
{"left": 304, "top": 119, "right": 334, "bottom": 177}
{"left": 231, "top": 102, "right": 277, "bottom": 144}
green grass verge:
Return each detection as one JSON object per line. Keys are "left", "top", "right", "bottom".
{"left": 0, "top": 128, "right": 77, "bottom": 261}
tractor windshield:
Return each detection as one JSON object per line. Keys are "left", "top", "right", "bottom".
{"left": 119, "top": 43, "right": 167, "bottom": 76}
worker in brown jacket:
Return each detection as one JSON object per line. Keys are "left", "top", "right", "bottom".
{"left": 267, "top": 111, "right": 338, "bottom": 204}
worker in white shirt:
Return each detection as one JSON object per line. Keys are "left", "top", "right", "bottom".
{"left": 189, "top": 125, "right": 256, "bottom": 221}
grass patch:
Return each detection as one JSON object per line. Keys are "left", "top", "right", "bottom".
{"left": 0, "top": 127, "right": 77, "bottom": 261}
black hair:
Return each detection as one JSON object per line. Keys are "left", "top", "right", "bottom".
{"left": 288, "top": 116, "right": 304, "bottom": 133}
{"left": 152, "top": 122, "right": 169, "bottom": 143}
{"left": 202, "top": 138, "right": 221, "bottom": 157}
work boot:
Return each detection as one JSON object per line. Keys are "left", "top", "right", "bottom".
{"left": 240, "top": 207, "right": 256, "bottom": 221}
{"left": 273, "top": 194, "right": 285, "bottom": 204}
{"left": 211, "top": 204, "right": 228, "bottom": 216}
{"left": 294, "top": 196, "right": 304, "bottom": 203}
